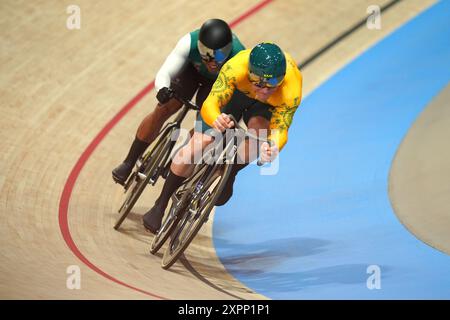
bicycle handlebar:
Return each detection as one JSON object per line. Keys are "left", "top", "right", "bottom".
{"left": 226, "top": 115, "right": 269, "bottom": 142}
{"left": 173, "top": 93, "right": 272, "bottom": 166}
{"left": 173, "top": 91, "right": 200, "bottom": 111}
{"left": 225, "top": 115, "right": 273, "bottom": 167}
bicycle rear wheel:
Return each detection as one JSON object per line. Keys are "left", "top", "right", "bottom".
{"left": 160, "top": 162, "right": 232, "bottom": 269}
{"left": 114, "top": 128, "right": 175, "bottom": 230}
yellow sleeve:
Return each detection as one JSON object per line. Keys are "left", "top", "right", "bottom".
{"left": 268, "top": 57, "right": 303, "bottom": 150}
{"left": 200, "top": 63, "right": 237, "bottom": 126}
{"left": 268, "top": 102, "right": 300, "bottom": 151}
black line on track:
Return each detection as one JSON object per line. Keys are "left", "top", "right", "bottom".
{"left": 298, "top": 0, "right": 402, "bottom": 69}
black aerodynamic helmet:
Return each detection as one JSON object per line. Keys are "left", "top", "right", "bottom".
{"left": 198, "top": 18, "right": 233, "bottom": 64}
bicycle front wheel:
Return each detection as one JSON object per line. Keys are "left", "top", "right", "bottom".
{"left": 161, "top": 163, "right": 232, "bottom": 269}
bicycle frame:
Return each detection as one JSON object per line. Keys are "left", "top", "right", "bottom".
{"left": 115, "top": 92, "right": 200, "bottom": 230}
{"left": 155, "top": 114, "right": 272, "bottom": 267}
{"left": 139, "top": 95, "right": 200, "bottom": 185}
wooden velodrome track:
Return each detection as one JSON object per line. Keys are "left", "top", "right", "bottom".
{"left": 0, "top": 0, "right": 437, "bottom": 299}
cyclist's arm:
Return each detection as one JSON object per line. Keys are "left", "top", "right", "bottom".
{"left": 200, "top": 63, "right": 236, "bottom": 126}
{"left": 269, "top": 59, "right": 303, "bottom": 151}
{"left": 155, "top": 33, "right": 191, "bottom": 91}
{"left": 269, "top": 101, "right": 300, "bottom": 151}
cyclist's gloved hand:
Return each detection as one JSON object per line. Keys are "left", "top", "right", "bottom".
{"left": 260, "top": 141, "right": 279, "bottom": 163}
{"left": 212, "top": 113, "right": 234, "bottom": 132}
{"left": 156, "top": 87, "right": 174, "bottom": 104}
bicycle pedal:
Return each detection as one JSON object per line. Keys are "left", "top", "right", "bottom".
{"left": 137, "top": 172, "right": 147, "bottom": 180}
{"left": 123, "top": 180, "right": 132, "bottom": 191}
{"left": 162, "top": 168, "right": 170, "bottom": 179}
{"left": 188, "top": 208, "right": 201, "bottom": 221}
{"left": 149, "top": 169, "right": 160, "bottom": 185}
{"left": 149, "top": 175, "right": 157, "bottom": 184}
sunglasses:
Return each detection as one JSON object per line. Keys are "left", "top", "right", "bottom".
{"left": 198, "top": 41, "right": 231, "bottom": 64}
{"left": 248, "top": 71, "right": 284, "bottom": 88}
{"left": 200, "top": 54, "right": 220, "bottom": 65}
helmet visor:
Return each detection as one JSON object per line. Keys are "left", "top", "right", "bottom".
{"left": 198, "top": 41, "right": 232, "bottom": 64}
{"left": 248, "top": 70, "right": 284, "bottom": 88}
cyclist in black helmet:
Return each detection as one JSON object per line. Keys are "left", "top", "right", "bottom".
{"left": 112, "top": 19, "right": 245, "bottom": 185}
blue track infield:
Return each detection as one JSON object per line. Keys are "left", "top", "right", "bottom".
{"left": 213, "top": 1, "right": 450, "bottom": 299}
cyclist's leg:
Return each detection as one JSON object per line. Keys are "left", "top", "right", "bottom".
{"left": 136, "top": 99, "right": 183, "bottom": 143}
{"left": 162, "top": 78, "right": 227, "bottom": 184}
{"left": 142, "top": 74, "right": 217, "bottom": 232}
{"left": 143, "top": 131, "right": 214, "bottom": 233}
{"left": 143, "top": 89, "right": 258, "bottom": 231}
{"left": 240, "top": 101, "right": 273, "bottom": 162}
{"left": 112, "top": 64, "right": 200, "bottom": 185}
{"left": 215, "top": 98, "right": 272, "bottom": 206}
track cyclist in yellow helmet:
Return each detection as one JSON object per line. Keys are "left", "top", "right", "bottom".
{"left": 143, "top": 42, "right": 303, "bottom": 234}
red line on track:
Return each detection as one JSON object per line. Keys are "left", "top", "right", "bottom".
{"left": 229, "top": 0, "right": 273, "bottom": 27}
{"left": 58, "top": 0, "right": 274, "bottom": 299}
